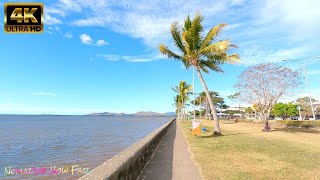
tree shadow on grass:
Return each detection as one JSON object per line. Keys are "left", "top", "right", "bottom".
{"left": 197, "top": 131, "right": 264, "bottom": 138}
{"left": 272, "top": 127, "right": 320, "bottom": 134}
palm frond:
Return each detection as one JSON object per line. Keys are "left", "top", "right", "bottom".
{"left": 171, "top": 22, "right": 186, "bottom": 54}
{"left": 181, "top": 31, "right": 191, "bottom": 55}
{"left": 199, "top": 65, "right": 209, "bottom": 74}
{"left": 226, "top": 54, "right": 240, "bottom": 64}
{"left": 172, "top": 87, "right": 179, "bottom": 93}
{"left": 159, "top": 44, "right": 183, "bottom": 60}
{"left": 181, "top": 54, "right": 192, "bottom": 69}
{"left": 199, "top": 23, "right": 226, "bottom": 52}
{"left": 183, "top": 15, "right": 192, "bottom": 31}
{"left": 199, "top": 59, "right": 223, "bottom": 73}
{"left": 199, "top": 40, "right": 232, "bottom": 55}
{"left": 205, "top": 54, "right": 228, "bottom": 64}
{"left": 188, "top": 13, "right": 203, "bottom": 51}
{"left": 159, "top": 13, "right": 240, "bottom": 77}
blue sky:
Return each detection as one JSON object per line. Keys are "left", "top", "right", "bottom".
{"left": 1, "top": 0, "right": 320, "bottom": 114}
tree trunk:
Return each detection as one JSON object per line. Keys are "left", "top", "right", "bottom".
{"left": 195, "top": 66, "right": 222, "bottom": 135}
{"left": 254, "top": 110, "right": 257, "bottom": 122}
{"left": 199, "top": 96, "right": 202, "bottom": 118}
{"left": 263, "top": 108, "right": 271, "bottom": 132}
{"left": 182, "top": 96, "right": 184, "bottom": 122}
{"left": 177, "top": 106, "right": 180, "bottom": 120}
{"left": 205, "top": 98, "right": 208, "bottom": 119}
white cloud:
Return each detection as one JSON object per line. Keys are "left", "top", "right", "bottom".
{"left": 32, "top": 92, "right": 57, "bottom": 97}
{"left": 295, "top": 89, "right": 320, "bottom": 101}
{"left": 96, "top": 40, "right": 109, "bottom": 46}
{"left": 70, "top": 0, "right": 229, "bottom": 48}
{"left": 308, "top": 70, "right": 320, "bottom": 76}
{"left": 259, "top": 0, "right": 320, "bottom": 37}
{"left": 44, "top": 0, "right": 320, "bottom": 65}
{"left": 44, "top": 13, "right": 62, "bottom": 25}
{"left": 64, "top": 32, "right": 73, "bottom": 38}
{"left": 239, "top": 46, "right": 313, "bottom": 66}
{"left": 72, "top": 17, "right": 105, "bottom": 26}
{"left": 46, "top": 26, "right": 60, "bottom": 35}
{"left": 58, "top": 0, "right": 81, "bottom": 12}
{"left": 46, "top": 7, "right": 67, "bottom": 16}
{"left": 100, "top": 55, "right": 121, "bottom": 61}
{"left": 99, "top": 53, "right": 164, "bottom": 62}
{"left": 80, "top": 34, "right": 108, "bottom": 46}
{"left": 80, "top": 34, "right": 93, "bottom": 45}
{"left": 46, "top": 31, "right": 53, "bottom": 34}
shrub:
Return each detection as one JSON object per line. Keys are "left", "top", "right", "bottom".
{"left": 276, "top": 120, "right": 320, "bottom": 128}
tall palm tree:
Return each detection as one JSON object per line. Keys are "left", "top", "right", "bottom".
{"left": 160, "top": 13, "right": 239, "bottom": 135}
{"left": 173, "top": 95, "right": 182, "bottom": 119}
{"left": 172, "top": 81, "right": 192, "bottom": 121}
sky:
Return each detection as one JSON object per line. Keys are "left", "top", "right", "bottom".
{"left": 1, "top": 0, "right": 320, "bottom": 115}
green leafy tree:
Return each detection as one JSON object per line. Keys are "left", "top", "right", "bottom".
{"left": 189, "top": 110, "right": 202, "bottom": 116}
{"left": 245, "top": 107, "right": 254, "bottom": 114}
{"left": 272, "top": 103, "right": 298, "bottom": 120}
{"left": 316, "top": 106, "right": 320, "bottom": 115}
{"left": 194, "top": 91, "right": 228, "bottom": 108}
{"left": 228, "top": 93, "right": 240, "bottom": 102}
{"left": 225, "top": 110, "right": 241, "bottom": 116}
{"left": 160, "top": 13, "right": 239, "bottom": 135}
{"left": 296, "top": 97, "right": 318, "bottom": 120}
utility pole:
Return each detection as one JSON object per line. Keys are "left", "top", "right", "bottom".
{"left": 303, "top": 62, "right": 316, "bottom": 121}
{"left": 193, "top": 67, "right": 196, "bottom": 121}
{"left": 282, "top": 56, "right": 319, "bottom": 121}
{"left": 297, "top": 106, "right": 302, "bottom": 121}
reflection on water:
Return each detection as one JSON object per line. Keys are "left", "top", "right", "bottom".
{"left": 0, "top": 115, "right": 171, "bottom": 179}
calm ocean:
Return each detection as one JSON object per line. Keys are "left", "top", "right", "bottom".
{"left": 0, "top": 115, "right": 171, "bottom": 179}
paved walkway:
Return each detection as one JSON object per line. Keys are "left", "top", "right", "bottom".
{"left": 139, "top": 121, "right": 202, "bottom": 180}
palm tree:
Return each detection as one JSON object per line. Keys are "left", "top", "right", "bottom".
{"left": 172, "top": 81, "right": 192, "bottom": 122}
{"left": 160, "top": 13, "right": 239, "bottom": 135}
{"left": 173, "top": 95, "right": 182, "bottom": 119}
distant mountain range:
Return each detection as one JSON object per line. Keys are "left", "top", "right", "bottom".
{"left": 87, "top": 111, "right": 176, "bottom": 117}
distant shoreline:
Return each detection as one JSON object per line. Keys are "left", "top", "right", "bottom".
{"left": 0, "top": 114, "right": 176, "bottom": 117}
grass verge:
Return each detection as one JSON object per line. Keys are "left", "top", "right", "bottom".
{"left": 180, "top": 120, "right": 320, "bottom": 180}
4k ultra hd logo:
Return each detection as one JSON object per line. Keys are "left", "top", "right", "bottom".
{"left": 4, "top": 3, "right": 43, "bottom": 33}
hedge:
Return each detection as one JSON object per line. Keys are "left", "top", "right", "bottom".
{"left": 276, "top": 120, "right": 320, "bottom": 128}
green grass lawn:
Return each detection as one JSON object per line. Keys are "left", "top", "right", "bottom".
{"left": 180, "top": 120, "right": 320, "bottom": 180}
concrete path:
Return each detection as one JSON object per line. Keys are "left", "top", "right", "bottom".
{"left": 139, "top": 121, "right": 202, "bottom": 180}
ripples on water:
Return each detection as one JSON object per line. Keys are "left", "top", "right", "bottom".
{"left": 0, "top": 115, "right": 171, "bottom": 179}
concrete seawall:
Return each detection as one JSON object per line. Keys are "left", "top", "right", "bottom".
{"left": 79, "top": 118, "right": 176, "bottom": 180}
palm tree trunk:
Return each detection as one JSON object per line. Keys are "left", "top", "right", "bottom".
{"left": 205, "top": 98, "right": 208, "bottom": 119}
{"left": 195, "top": 66, "right": 222, "bottom": 135}
{"left": 182, "top": 97, "right": 185, "bottom": 122}
{"left": 199, "top": 95, "right": 202, "bottom": 118}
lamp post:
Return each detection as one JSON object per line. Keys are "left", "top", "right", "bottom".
{"left": 303, "top": 61, "right": 316, "bottom": 120}
{"left": 193, "top": 67, "right": 196, "bottom": 121}
{"left": 282, "top": 56, "right": 320, "bottom": 121}
{"left": 297, "top": 105, "right": 302, "bottom": 121}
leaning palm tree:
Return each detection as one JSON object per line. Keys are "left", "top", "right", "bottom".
{"left": 172, "top": 81, "right": 192, "bottom": 122}
{"left": 160, "top": 13, "right": 239, "bottom": 135}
